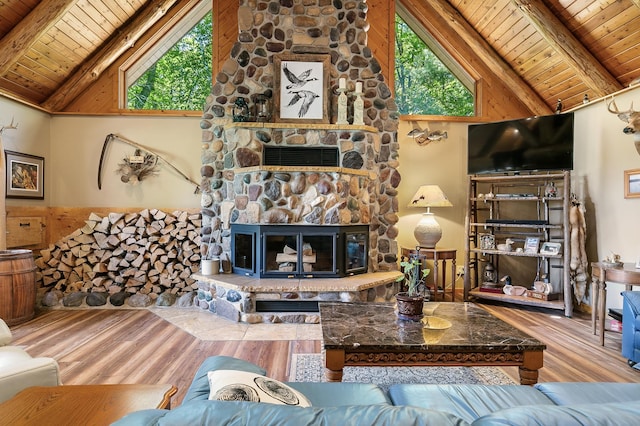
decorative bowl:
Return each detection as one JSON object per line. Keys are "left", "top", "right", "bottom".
{"left": 601, "top": 260, "right": 623, "bottom": 268}
{"left": 503, "top": 285, "right": 527, "bottom": 296}
{"left": 421, "top": 316, "right": 452, "bottom": 330}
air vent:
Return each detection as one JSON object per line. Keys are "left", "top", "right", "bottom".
{"left": 256, "top": 300, "right": 319, "bottom": 312}
{"left": 263, "top": 146, "right": 339, "bottom": 167}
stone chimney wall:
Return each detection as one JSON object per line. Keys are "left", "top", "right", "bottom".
{"left": 199, "top": 0, "right": 401, "bottom": 272}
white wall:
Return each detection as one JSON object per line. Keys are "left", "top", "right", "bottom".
{"left": 396, "top": 120, "right": 467, "bottom": 252}
{"left": 572, "top": 87, "right": 640, "bottom": 310}
{"left": 0, "top": 97, "right": 51, "bottom": 207}
{"left": 396, "top": 119, "right": 468, "bottom": 297}
{"left": 1, "top": 96, "right": 202, "bottom": 209}
{"left": 50, "top": 115, "right": 202, "bottom": 208}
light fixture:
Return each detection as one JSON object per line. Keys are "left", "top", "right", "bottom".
{"left": 232, "top": 97, "right": 250, "bottom": 122}
{"left": 408, "top": 185, "right": 453, "bottom": 248}
{"left": 407, "top": 127, "right": 448, "bottom": 145}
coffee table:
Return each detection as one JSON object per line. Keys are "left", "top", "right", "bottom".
{"left": 320, "top": 302, "right": 545, "bottom": 385}
{"left": 0, "top": 384, "right": 177, "bottom": 425}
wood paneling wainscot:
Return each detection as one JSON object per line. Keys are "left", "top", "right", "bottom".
{"left": 6, "top": 206, "right": 200, "bottom": 251}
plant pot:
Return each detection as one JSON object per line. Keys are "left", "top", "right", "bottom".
{"left": 396, "top": 292, "right": 424, "bottom": 321}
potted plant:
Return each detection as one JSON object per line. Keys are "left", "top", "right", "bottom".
{"left": 395, "top": 252, "right": 430, "bottom": 321}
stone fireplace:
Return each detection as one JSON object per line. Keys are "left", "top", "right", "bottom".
{"left": 195, "top": 0, "right": 402, "bottom": 321}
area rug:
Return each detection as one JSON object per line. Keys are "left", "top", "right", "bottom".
{"left": 290, "top": 354, "right": 516, "bottom": 391}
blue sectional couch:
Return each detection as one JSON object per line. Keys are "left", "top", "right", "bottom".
{"left": 622, "top": 291, "right": 640, "bottom": 366}
{"left": 114, "top": 356, "right": 640, "bottom": 425}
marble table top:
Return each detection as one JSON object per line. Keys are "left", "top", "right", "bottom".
{"left": 319, "top": 302, "right": 545, "bottom": 352}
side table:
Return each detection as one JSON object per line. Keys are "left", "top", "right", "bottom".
{"left": 401, "top": 247, "right": 457, "bottom": 302}
{"left": 591, "top": 262, "right": 640, "bottom": 346}
{"left": 0, "top": 384, "right": 177, "bottom": 425}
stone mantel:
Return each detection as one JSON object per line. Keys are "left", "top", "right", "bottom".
{"left": 235, "top": 165, "right": 373, "bottom": 178}
{"left": 225, "top": 122, "right": 379, "bottom": 133}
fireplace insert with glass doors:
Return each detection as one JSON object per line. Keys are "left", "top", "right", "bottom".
{"left": 231, "top": 224, "right": 368, "bottom": 278}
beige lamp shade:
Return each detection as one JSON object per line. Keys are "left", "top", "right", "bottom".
{"left": 408, "top": 185, "right": 453, "bottom": 248}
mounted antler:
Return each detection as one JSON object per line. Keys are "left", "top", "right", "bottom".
{"left": 606, "top": 97, "right": 640, "bottom": 134}
{"left": 0, "top": 117, "right": 19, "bottom": 134}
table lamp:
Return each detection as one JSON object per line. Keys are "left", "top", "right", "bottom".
{"left": 408, "top": 185, "right": 452, "bottom": 248}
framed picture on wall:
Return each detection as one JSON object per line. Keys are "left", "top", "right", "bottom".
{"left": 624, "top": 168, "right": 640, "bottom": 199}
{"left": 273, "top": 53, "right": 330, "bottom": 124}
{"left": 5, "top": 150, "right": 44, "bottom": 199}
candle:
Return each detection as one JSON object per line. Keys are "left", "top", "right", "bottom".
{"left": 355, "top": 81, "right": 362, "bottom": 93}
{"left": 339, "top": 78, "right": 346, "bottom": 89}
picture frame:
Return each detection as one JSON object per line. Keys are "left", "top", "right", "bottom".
{"left": 5, "top": 150, "right": 44, "bottom": 199}
{"left": 539, "top": 242, "right": 561, "bottom": 256}
{"left": 524, "top": 237, "right": 540, "bottom": 254}
{"left": 479, "top": 233, "right": 496, "bottom": 250}
{"left": 273, "top": 53, "right": 330, "bottom": 124}
{"left": 624, "top": 168, "right": 640, "bottom": 199}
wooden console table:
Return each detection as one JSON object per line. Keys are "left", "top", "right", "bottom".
{"left": 0, "top": 384, "right": 176, "bottom": 425}
{"left": 591, "top": 262, "right": 640, "bottom": 346}
{"left": 401, "top": 247, "right": 457, "bottom": 301}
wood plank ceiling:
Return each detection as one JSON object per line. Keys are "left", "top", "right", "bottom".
{"left": 0, "top": 0, "right": 639, "bottom": 115}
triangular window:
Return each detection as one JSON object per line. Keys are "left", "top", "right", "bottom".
{"left": 122, "top": 2, "right": 212, "bottom": 111}
{"left": 395, "top": 8, "right": 474, "bottom": 116}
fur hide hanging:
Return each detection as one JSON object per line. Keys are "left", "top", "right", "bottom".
{"left": 569, "top": 198, "right": 588, "bottom": 304}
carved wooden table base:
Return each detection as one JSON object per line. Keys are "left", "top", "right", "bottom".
{"left": 320, "top": 302, "right": 545, "bottom": 386}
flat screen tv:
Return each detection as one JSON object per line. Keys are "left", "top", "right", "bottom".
{"left": 467, "top": 113, "right": 574, "bottom": 175}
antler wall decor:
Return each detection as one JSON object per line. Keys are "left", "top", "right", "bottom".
{"left": 606, "top": 97, "right": 640, "bottom": 155}
{"left": 98, "top": 133, "right": 200, "bottom": 193}
{"left": 0, "top": 117, "right": 18, "bottom": 135}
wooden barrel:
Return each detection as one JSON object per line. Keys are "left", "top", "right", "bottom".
{"left": 0, "top": 249, "right": 37, "bottom": 326}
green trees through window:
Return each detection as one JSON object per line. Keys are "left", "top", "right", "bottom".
{"left": 126, "top": 10, "right": 472, "bottom": 116}
{"left": 394, "top": 14, "right": 474, "bottom": 116}
{"left": 127, "top": 13, "right": 212, "bottom": 111}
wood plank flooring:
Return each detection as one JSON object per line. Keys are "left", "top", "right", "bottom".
{"left": 8, "top": 302, "right": 638, "bottom": 406}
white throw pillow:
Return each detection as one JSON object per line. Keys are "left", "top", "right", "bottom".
{"left": 208, "top": 370, "right": 311, "bottom": 407}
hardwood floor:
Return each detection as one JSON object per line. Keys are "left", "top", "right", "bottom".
{"left": 480, "top": 302, "right": 638, "bottom": 384}
{"left": 8, "top": 302, "right": 638, "bottom": 405}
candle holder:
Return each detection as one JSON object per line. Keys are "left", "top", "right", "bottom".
{"left": 353, "top": 86, "right": 364, "bottom": 125}
{"left": 336, "top": 88, "right": 348, "bottom": 125}
{"left": 254, "top": 93, "right": 272, "bottom": 123}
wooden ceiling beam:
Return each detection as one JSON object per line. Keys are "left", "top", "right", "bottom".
{"left": 0, "top": 0, "right": 77, "bottom": 77}
{"left": 42, "top": 0, "right": 179, "bottom": 112}
{"left": 511, "top": 0, "right": 623, "bottom": 97}
{"left": 419, "top": 0, "right": 551, "bottom": 115}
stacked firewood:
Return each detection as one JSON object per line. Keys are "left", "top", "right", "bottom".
{"left": 35, "top": 209, "right": 202, "bottom": 296}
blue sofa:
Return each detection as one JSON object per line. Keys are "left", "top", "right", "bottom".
{"left": 622, "top": 291, "right": 640, "bottom": 366}
{"left": 114, "top": 356, "right": 640, "bottom": 425}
